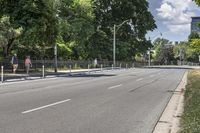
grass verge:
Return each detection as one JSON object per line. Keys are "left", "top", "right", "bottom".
{"left": 180, "top": 70, "right": 200, "bottom": 133}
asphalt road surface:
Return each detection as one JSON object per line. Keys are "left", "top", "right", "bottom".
{"left": 0, "top": 68, "right": 186, "bottom": 133}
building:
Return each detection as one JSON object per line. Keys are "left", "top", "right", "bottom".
{"left": 191, "top": 17, "right": 200, "bottom": 34}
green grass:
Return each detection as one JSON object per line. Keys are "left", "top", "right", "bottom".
{"left": 180, "top": 70, "right": 200, "bottom": 133}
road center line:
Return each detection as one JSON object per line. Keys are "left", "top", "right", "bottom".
{"left": 22, "top": 99, "right": 71, "bottom": 114}
{"left": 136, "top": 78, "right": 143, "bottom": 82}
{"left": 108, "top": 84, "right": 122, "bottom": 90}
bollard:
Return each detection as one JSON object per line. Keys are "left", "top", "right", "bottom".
{"left": 75, "top": 63, "right": 77, "bottom": 69}
{"left": 101, "top": 64, "right": 103, "bottom": 72}
{"left": 112, "top": 64, "right": 114, "bottom": 70}
{"left": 42, "top": 65, "right": 45, "bottom": 78}
{"left": 69, "top": 65, "right": 72, "bottom": 75}
{"left": 88, "top": 64, "right": 90, "bottom": 74}
{"left": 132, "top": 63, "right": 134, "bottom": 68}
{"left": 120, "top": 63, "right": 122, "bottom": 69}
{"left": 126, "top": 64, "right": 128, "bottom": 69}
{"left": 1, "top": 66, "right": 3, "bottom": 83}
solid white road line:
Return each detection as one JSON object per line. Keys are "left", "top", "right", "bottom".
{"left": 22, "top": 99, "right": 71, "bottom": 114}
{"left": 108, "top": 84, "right": 122, "bottom": 90}
{"left": 136, "top": 78, "right": 143, "bottom": 82}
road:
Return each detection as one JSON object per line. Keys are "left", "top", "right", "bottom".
{"left": 0, "top": 68, "right": 186, "bottom": 133}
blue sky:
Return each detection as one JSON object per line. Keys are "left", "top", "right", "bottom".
{"left": 147, "top": 0, "right": 200, "bottom": 42}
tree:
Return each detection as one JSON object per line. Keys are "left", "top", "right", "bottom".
{"left": 91, "top": 0, "right": 156, "bottom": 61}
{"left": 174, "top": 42, "right": 197, "bottom": 62}
{"left": 193, "top": 0, "right": 200, "bottom": 6}
{"left": 188, "top": 32, "right": 199, "bottom": 42}
{"left": 0, "top": 16, "right": 22, "bottom": 57}
{"left": 152, "top": 38, "right": 171, "bottom": 61}
{"left": 0, "top": 0, "right": 60, "bottom": 58}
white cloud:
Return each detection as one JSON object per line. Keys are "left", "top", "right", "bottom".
{"left": 156, "top": 0, "right": 198, "bottom": 34}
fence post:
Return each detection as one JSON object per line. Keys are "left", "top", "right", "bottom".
{"left": 1, "top": 66, "right": 3, "bottom": 83}
{"left": 42, "top": 65, "right": 45, "bottom": 78}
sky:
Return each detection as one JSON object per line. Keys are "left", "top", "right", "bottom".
{"left": 147, "top": 0, "right": 200, "bottom": 42}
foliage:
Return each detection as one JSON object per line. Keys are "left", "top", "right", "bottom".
{"left": 193, "top": 0, "right": 200, "bottom": 6}
{"left": 0, "top": 16, "right": 22, "bottom": 57}
{"left": 174, "top": 42, "right": 198, "bottom": 62}
{"left": 152, "top": 38, "right": 171, "bottom": 62}
{"left": 0, "top": 0, "right": 157, "bottom": 61}
{"left": 190, "top": 39, "right": 200, "bottom": 54}
{"left": 188, "top": 32, "right": 200, "bottom": 42}
{"left": 91, "top": 0, "right": 157, "bottom": 61}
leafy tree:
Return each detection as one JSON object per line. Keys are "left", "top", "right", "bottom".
{"left": 0, "top": 16, "right": 22, "bottom": 57}
{"left": 1, "top": 0, "right": 60, "bottom": 58}
{"left": 188, "top": 32, "right": 199, "bottom": 42}
{"left": 173, "top": 42, "right": 197, "bottom": 62}
{"left": 0, "top": 0, "right": 157, "bottom": 62}
{"left": 58, "top": 0, "right": 95, "bottom": 60}
{"left": 91, "top": 0, "right": 156, "bottom": 61}
{"left": 152, "top": 38, "right": 171, "bottom": 61}
{"left": 193, "top": 0, "right": 200, "bottom": 6}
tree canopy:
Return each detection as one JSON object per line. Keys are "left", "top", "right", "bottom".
{"left": 0, "top": 0, "right": 156, "bottom": 61}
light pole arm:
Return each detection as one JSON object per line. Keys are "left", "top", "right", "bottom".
{"left": 116, "top": 19, "right": 130, "bottom": 33}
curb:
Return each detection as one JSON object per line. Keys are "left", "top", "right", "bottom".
{"left": 153, "top": 71, "right": 187, "bottom": 133}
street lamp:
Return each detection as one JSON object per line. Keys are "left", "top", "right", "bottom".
{"left": 113, "top": 19, "right": 130, "bottom": 67}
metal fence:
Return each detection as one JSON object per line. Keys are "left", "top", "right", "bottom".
{"left": 0, "top": 59, "right": 146, "bottom": 73}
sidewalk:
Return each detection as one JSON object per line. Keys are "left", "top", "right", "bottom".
{"left": 1, "top": 68, "right": 102, "bottom": 82}
{"left": 1, "top": 67, "right": 122, "bottom": 83}
{"left": 153, "top": 71, "right": 188, "bottom": 133}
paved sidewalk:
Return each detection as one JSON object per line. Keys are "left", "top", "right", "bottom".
{"left": 0, "top": 68, "right": 102, "bottom": 82}
{"left": 153, "top": 71, "right": 188, "bottom": 133}
{"left": 1, "top": 67, "right": 122, "bottom": 83}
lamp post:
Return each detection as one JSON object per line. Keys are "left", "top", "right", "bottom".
{"left": 113, "top": 19, "right": 130, "bottom": 67}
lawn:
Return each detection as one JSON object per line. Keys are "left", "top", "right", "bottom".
{"left": 180, "top": 70, "right": 200, "bottom": 133}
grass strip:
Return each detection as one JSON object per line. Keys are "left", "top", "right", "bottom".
{"left": 180, "top": 70, "right": 200, "bottom": 133}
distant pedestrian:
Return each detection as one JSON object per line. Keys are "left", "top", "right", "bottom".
{"left": 11, "top": 54, "right": 18, "bottom": 74}
{"left": 25, "top": 56, "right": 32, "bottom": 74}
